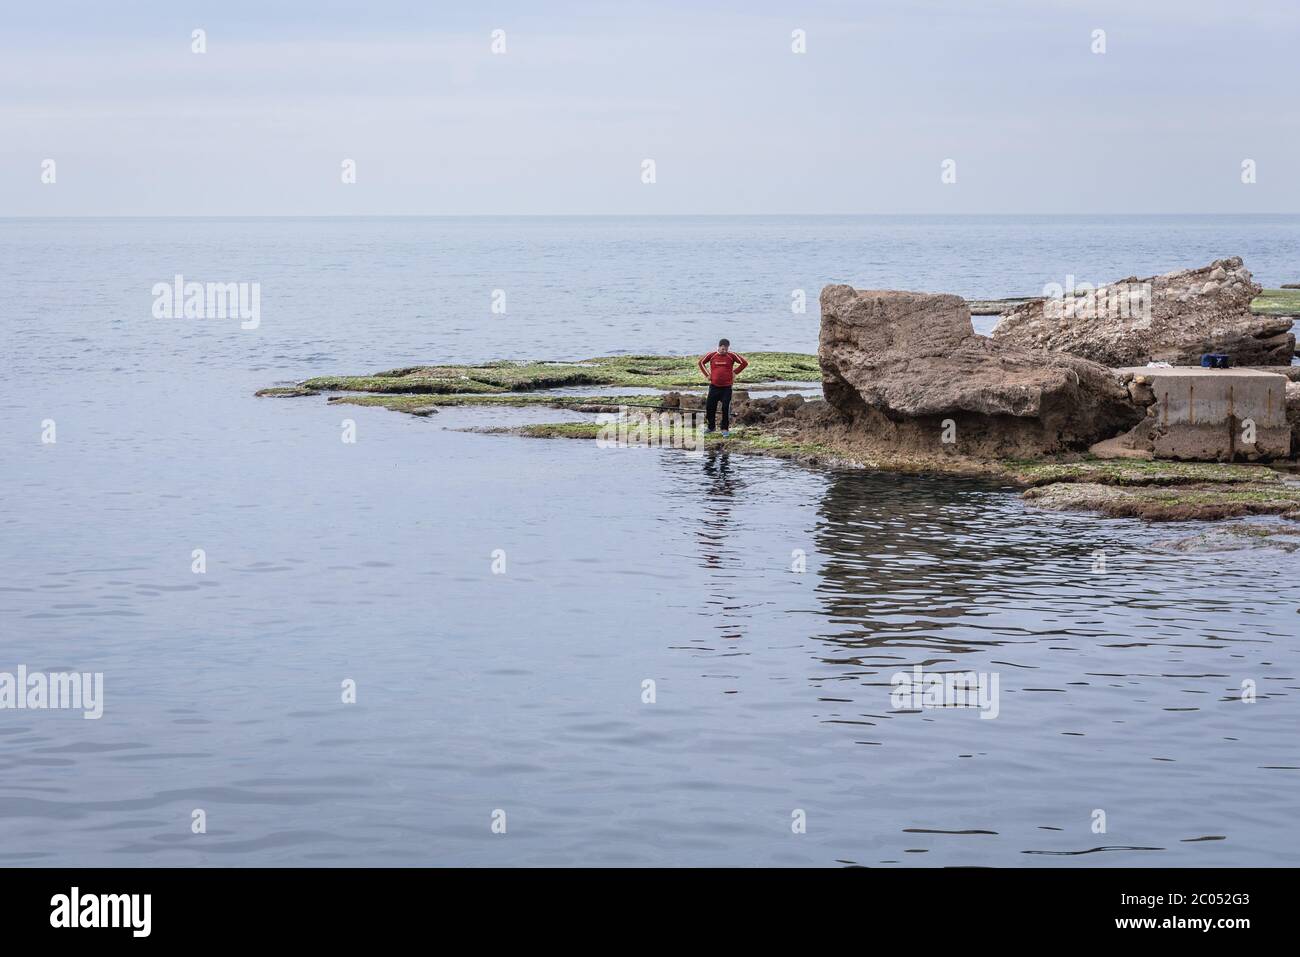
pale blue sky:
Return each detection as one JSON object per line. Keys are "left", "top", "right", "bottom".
{"left": 2, "top": 0, "right": 1296, "bottom": 214}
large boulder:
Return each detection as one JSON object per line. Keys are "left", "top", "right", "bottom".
{"left": 991, "top": 257, "right": 1294, "bottom": 366}
{"left": 818, "top": 286, "right": 1143, "bottom": 458}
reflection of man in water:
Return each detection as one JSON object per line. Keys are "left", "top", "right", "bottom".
{"left": 697, "top": 448, "right": 734, "bottom": 572}
{"left": 703, "top": 447, "right": 733, "bottom": 495}
{"left": 697, "top": 448, "right": 744, "bottom": 641}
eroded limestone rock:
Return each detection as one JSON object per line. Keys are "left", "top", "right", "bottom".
{"left": 991, "top": 257, "right": 1294, "bottom": 366}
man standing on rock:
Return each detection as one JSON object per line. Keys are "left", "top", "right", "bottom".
{"left": 697, "top": 339, "right": 748, "bottom": 436}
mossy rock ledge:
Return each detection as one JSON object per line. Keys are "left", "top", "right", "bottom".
{"left": 260, "top": 352, "right": 1300, "bottom": 523}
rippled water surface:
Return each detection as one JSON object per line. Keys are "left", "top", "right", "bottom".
{"left": 3, "top": 216, "right": 1299, "bottom": 866}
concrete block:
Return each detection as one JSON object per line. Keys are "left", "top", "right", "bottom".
{"left": 1114, "top": 367, "right": 1290, "bottom": 460}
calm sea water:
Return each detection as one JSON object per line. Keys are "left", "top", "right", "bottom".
{"left": 2, "top": 216, "right": 1299, "bottom": 866}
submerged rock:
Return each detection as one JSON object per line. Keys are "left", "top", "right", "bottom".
{"left": 991, "top": 257, "right": 1295, "bottom": 366}
{"left": 1152, "top": 522, "right": 1300, "bottom": 553}
{"left": 255, "top": 385, "right": 320, "bottom": 397}
{"left": 818, "top": 286, "right": 1143, "bottom": 458}
{"left": 1023, "top": 480, "right": 1300, "bottom": 521}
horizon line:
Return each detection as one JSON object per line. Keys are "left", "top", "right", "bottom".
{"left": 5, "top": 212, "right": 1300, "bottom": 220}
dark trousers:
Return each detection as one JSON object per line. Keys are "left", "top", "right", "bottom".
{"left": 705, "top": 385, "right": 732, "bottom": 431}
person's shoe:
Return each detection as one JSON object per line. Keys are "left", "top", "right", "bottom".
{"left": 721, "top": 430, "right": 731, "bottom": 438}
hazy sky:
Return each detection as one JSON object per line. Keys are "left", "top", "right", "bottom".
{"left": 2, "top": 0, "right": 1297, "bottom": 215}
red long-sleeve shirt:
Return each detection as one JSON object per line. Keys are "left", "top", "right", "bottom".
{"left": 698, "top": 351, "right": 748, "bottom": 387}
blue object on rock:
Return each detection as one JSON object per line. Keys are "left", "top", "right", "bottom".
{"left": 1200, "top": 353, "right": 1231, "bottom": 369}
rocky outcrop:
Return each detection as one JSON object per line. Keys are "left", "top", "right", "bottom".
{"left": 818, "top": 286, "right": 1143, "bottom": 458}
{"left": 660, "top": 389, "right": 813, "bottom": 427}
{"left": 991, "top": 257, "right": 1295, "bottom": 366}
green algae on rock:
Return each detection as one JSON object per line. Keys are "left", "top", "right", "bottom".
{"left": 1000, "top": 458, "right": 1282, "bottom": 488}
{"left": 1250, "top": 288, "right": 1300, "bottom": 317}
{"left": 1023, "top": 480, "right": 1300, "bottom": 521}
{"left": 468, "top": 421, "right": 862, "bottom": 468}
{"left": 255, "top": 385, "right": 320, "bottom": 397}
{"left": 327, "top": 393, "right": 675, "bottom": 414}
{"left": 295, "top": 352, "right": 822, "bottom": 396}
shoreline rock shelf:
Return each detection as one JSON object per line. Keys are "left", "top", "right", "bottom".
{"left": 257, "top": 257, "right": 1300, "bottom": 523}
{"left": 266, "top": 353, "right": 820, "bottom": 396}
{"left": 463, "top": 423, "right": 1300, "bottom": 521}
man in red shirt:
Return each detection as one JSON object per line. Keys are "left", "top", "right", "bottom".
{"left": 697, "top": 339, "right": 749, "bottom": 436}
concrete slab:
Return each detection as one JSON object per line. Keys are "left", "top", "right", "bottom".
{"left": 1115, "top": 366, "right": 1290, "bottom": 460}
